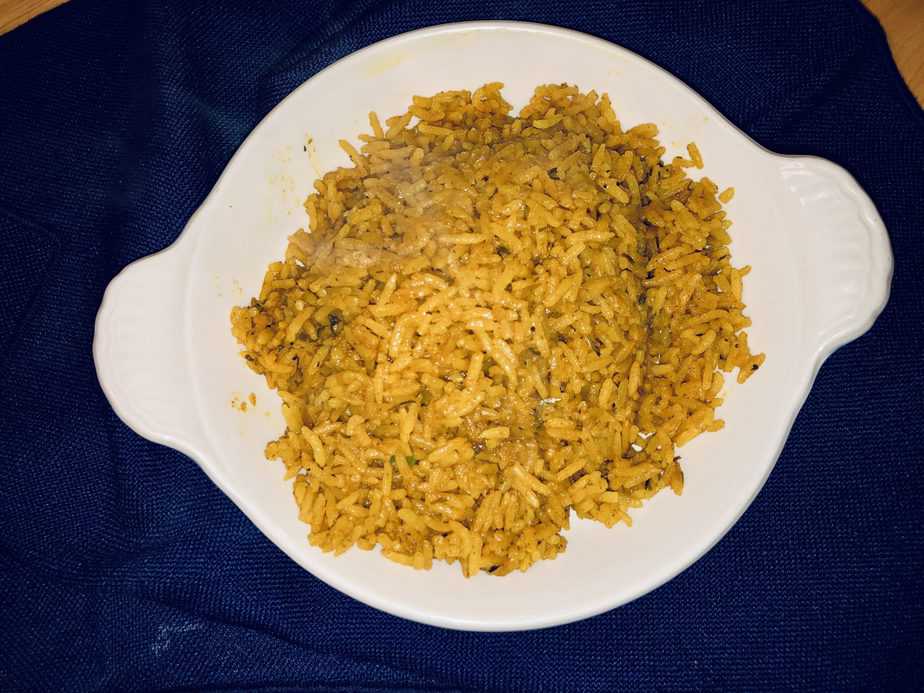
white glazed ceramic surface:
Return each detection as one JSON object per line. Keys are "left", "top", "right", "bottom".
{"left": 94, "top": 22, "right": 892, "bottom": 631}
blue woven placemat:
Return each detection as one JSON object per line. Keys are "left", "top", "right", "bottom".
{"left": 1, "top": 1, "right": 922, "bottom": 690}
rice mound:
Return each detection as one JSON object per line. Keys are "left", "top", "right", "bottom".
{"left": 230, "top": 83, "right": 764, "bottom": 576}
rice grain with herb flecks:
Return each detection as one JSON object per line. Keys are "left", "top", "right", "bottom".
{"left": 230, "top": 83, "right": 765, "bottom": 576}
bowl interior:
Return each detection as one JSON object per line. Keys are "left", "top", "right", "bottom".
{"left": 182, "top": 23, "right": 804, "bottom": 630}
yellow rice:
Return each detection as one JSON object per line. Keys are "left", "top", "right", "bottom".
{"left": 230, "top": 83, "right": 765, "bottom": 576}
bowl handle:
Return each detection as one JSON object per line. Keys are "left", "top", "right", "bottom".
{"left": 779, "top": 156, "right": 893, "bottom": 357}
{"left": 93, "top": 243, "right": 206, "bottom": 454}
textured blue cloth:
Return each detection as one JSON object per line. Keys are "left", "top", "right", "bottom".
{"left": 1, "top": 0, "right": 922, "bottom": 690}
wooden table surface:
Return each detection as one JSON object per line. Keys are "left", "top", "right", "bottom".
{"left": 1, "top": 0, "right": 921, "bottom": 104}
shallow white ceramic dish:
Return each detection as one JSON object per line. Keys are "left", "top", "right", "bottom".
{"left": 94, "top": 21, "right": 892, "bottom": 631}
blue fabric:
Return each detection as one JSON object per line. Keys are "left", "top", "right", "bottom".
{"left": 1, "top": 0, "right": 922, "bottom": 689}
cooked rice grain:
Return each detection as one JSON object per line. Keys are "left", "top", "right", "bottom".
{"left": 231, "top": 83, "right": 763, "bottom": 576}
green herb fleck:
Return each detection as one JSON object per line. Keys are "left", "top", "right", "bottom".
{"left": 406, "top": 455, "right": 418, "bottom": 466}
{"left": 328, "top": 309, "right": 344, "bottom": 336}
{"left": 388, "top": 455, "right": 396, "bottom": 466}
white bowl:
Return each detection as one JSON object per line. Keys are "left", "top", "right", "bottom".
{"left": 93, "top": 22, "right": 892, "bottom": 631}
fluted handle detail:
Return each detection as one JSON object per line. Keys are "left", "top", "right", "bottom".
{"left": 93, "top": 244, "right": 205, "bottom": 454}
{"left": 779, "top": 157, "right": 892, "bottom": 357}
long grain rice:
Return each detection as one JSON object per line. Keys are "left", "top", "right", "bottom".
{"left": 231, "top": 84, "right": 764, "bottom": 576}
